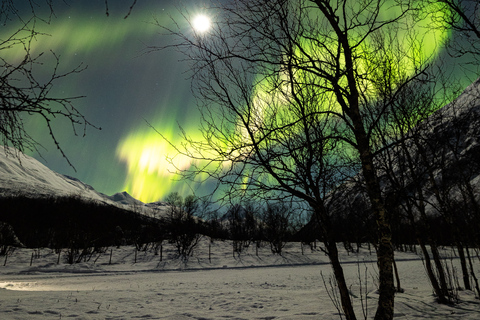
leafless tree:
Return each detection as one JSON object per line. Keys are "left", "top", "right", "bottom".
{"left": 156, "top": 1, "right": 445, "bottom": 318}
{"left": 261, "top": 203, "right": 294, "bottom": 255}
{"left": 372, "top": 73, "right": 460, "bottom": 303}
{"left": 369, "top": 58, "right": 480, "bottom": 303}
{"left": 164, "top": 192, "right": 202, "bottom": 261}
{"left": 225, "top": 203, "right": 258, "bottom": 254}
{"left": 426, "top": 82, "right": 480, "bottom": 297}
{"left": 0, "top": 1, "right": 96, "bottom": 167}
{"left": 424, "top": 0, "right": 480, "bottom": 63}
{"left": 1, "top": 0, "right": 140, "bottom": 165}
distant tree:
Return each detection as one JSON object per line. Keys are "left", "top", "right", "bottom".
{"left": 261, "top": 203, "right": 293, "bottom": 255}
{"left": 196, "top": 199, "right": 222, "bottom": 262}
{"left": 338, "top": 191, "right": 373, "bottom": 253}
{"left": 164, "top": 192, "right": 202, "bottom": 261}
{"left": 0, "top": 221, "right": 21, "bottom": 256}
{"left": 226, "top": 203, "right": 258, "bottom": 254}
{"left": 201, "top": 199, "right": 225, "bottom": 239}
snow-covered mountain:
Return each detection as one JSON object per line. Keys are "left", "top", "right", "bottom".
{"left": 0, "top": 146, "right": 103, "bottom": 200}
{"left": 338, "top": 78, "right": 480, "bottom": 216}
{"left": 106, "top": 190, "right": 145, "bottom": 207}
{"left": 0, "top": 146, "right": 168, "bottom": 217}
{"left": 297, "top": 78, "right": 480, "bottom": 240}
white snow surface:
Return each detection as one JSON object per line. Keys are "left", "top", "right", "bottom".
{"left": 2, "top": 82, "right": 480, "bottom": 318}
{"left": 0, "top": 239, "right": 479, "bottom": 319}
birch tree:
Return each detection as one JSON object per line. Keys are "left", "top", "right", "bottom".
{"left": 157, "top": 1, "right": 450, "bottom": 318}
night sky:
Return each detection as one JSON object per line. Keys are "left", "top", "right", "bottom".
{"left": 6, "top": 0, "right": 211, "bottom": 202}
{"left": 4, "top": 0, "right": 478, "bottom": 203}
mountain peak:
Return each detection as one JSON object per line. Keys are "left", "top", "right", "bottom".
{"left": 107, "top": 191, "right": 144, "bottom": 206}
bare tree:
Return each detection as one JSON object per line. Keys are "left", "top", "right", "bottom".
{"left": 164, "top": 192, "right": 202, "bottom": 261}
{"left": 225, "top": 203, "right": 257, "bottom": 255}
{"left": 0, "top": 1, "right": 96, "bottom": 167}
{"left": 372, "top": 69, "right": 464, "bottom": 303}
{"left": 156, "top": 1, "right": 447, "bottom": 318}
{"left": 0, "top": 0, "right": 54, "bottom": 24}
{"left": 1, "top": 0, "right": 140, "bottom": 165}
{"left": 261, "top": 203, "right": 294, "bottom": 255}
{"left": 424, "top": 0, "right": 480, "bottom": 62}
{"left": 425, "top": 82, "right": 480, "bottom": 296}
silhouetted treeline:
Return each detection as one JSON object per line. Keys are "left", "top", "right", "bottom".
{"left": 0, "top": 195, "right": 164, "bottom": 249}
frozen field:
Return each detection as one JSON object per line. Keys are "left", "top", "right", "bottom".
{"left": 0, "top": 240, "right": 479, "bottom": 319}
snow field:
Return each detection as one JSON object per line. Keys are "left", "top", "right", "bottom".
{"left": 0, "top": 239, "right": 479, "bottom": 319}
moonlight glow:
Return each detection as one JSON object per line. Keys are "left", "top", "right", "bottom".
{"left": 192, "top": 15, "right": 211, "bottom": 32}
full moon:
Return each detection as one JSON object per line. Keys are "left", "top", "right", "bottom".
{"left": 192, "top": 14, "right": 211, "bottom": 33}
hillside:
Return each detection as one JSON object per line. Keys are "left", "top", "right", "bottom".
{"left": 0, "top": 146, "right": 169, "bottom": 217}
{"left": 0, "top": 147, "right": 173, "bottom": 249}
{"left": 0, "top": 146, "right": 103, "bottom": 200}
{"left": 298, "top": 78, "right": 480, "bottom": 244}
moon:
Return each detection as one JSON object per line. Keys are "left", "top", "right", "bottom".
{"left": 192, "top": 14, "right": 211, "bottom": 33}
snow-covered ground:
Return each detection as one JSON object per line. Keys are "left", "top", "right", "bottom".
{"left": 0, "top": 239, "right": 479, "bottom": 319}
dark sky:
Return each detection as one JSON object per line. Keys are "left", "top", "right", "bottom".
{"left": 6, "top": 0, "right": 212, "bottom": 202}
{"left": 4, "top": 0, "right": 478, "bottom": 203}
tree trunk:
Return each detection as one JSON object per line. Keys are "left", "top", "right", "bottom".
{"left": 314, "top": 206, "right": 357, "bottom": 320}
{"left": 457, "top": 243, "right": 472, "bottom": 290}
{"left": 374, "top": 236, "right": 395, "bottom": 320}
{"left": 418, "top": 240, "right": 449, "bottom": 304}
{"left": 466, "top": 246, "right": 480, "bottom": 298}
{"left": 393, "top": 257, "right": 402, "bottom": 293}
{"left": 326, "top": 241, "right": 357, "bottom": 320}
{"left": 351, "top": 117, "right": 395, "bottom": 320}
{"left": 430, "top": 243, "right": 452, "bottom": 302}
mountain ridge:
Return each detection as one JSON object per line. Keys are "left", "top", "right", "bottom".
{"left": 0, "top": 146, "right": 167, "bottom": 217}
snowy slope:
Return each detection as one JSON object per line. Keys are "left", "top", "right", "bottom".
{"left": 0, "top": 146, "right": 168, "bottom": 217}
{"left": 0, "top": 146, "right": 104, "bottom": 200}
{"left": 293, "top": 78, "right": 480, "bottom": 240}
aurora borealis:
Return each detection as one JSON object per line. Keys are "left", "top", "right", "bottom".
{"left": 4, "top": 0, "right": 477, "bottom": 203}
{"left": 6, "top": 0, "right": 209, "bottom": 202}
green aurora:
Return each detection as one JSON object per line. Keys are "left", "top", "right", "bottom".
{"left": 3, "top": 1, "right": 477, "bottom": 203}
{"left": 5, "top": 1, "right": 207, "bottom": 201}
